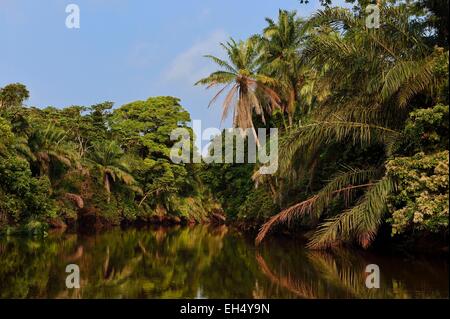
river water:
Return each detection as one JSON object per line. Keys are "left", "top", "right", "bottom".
{"left": 0, "top": 225, "right": 447, "bottom": 298}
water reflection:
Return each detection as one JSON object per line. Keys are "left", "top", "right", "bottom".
{"left": 0, "top": 225, "right": 447, "bottom": 298}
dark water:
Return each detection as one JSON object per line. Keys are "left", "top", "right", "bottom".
{"left": 0, "top": 225, "right": 448, "bottom": 299}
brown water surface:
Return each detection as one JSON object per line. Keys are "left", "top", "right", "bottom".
{"left": 0, "top": 225, "right": 447, "bottom": 298}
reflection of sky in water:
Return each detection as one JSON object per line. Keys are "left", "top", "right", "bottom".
{"left": 0, "top": 226, "right": 447, "bottom": 299}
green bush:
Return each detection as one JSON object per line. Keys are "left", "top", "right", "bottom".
{"left": 403, "top": 104, "right": 449, "bottom": 153}
{"left": 386, "top": 151, "right": 449, "bottom": 235}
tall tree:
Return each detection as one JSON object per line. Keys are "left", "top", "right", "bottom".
{"left": 196, "top": 38, "right": 280, "bottom": 146}
{"left": 259, "top": 10, "right": 306, "bottom": 126}
{"left": 0, "top": 83, "right": 29, "bottom": 109}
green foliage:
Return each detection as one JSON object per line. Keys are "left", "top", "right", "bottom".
{"left": 403, "top": 104, "right": 449, "bottom": 153}
{"left": 86, "top": 140, "right": 138, "bottom": 203}
{"left": 195, "top": 2, "right": 449, "bottom": 249}
{"left": 386, "top": 151, "right": 449, "bottom": 235}
{"left": 200, "top": 162, "right": 254, "bottom": 218}
{"left": 0, "top": 155, "right": 56, "bottom": 232}
{"left": 0, "top": 116, "right": 14, "bottom": 154}
{"left": 386, "top": 106, "right": 449, "bottom": 236}
{"left": 0, "top": 86, "right": 218, "bottom": 233}
{"left": 1, "top": 0, "right": 449, "bottom": 254}
{"left": 110, "top": 96, "right": 206, "bottom": 217}
{"left": 1, "top": 111, "right": 58, "bottom": 233}
{"left": 0, "top": 83, "right": 29, "bottom": 109}
{"left": 237, "top": 187, "right": 278, "bottom": 221}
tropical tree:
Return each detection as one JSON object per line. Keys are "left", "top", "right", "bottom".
{"left": 28, "top": 124, "right": 78, "bottom": 177}
{"left": 258, "top": 10, "right": 307, "bottom": 125}
{"left": 256, "top": 4, "right": 448, "bottom": 249}
{"left": 0, "top": 83, "right": 29, "bottom": 109}
{"left": 196, "top": 38, "right": 280, "bottom": 146}
{"left": 86, "top": 141, "right": 137, "bottom": 203}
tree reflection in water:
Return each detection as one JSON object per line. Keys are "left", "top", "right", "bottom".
{"left": 0, "top": 226, "right": 447, "bottom": 298}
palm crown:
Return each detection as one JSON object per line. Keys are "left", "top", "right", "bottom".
{"left": 196, "top": 38, "right": 280, "bottom": 146}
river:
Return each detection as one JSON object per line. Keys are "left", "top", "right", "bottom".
{"left": 0, "top": 225, "right": 447, "bottom": 298}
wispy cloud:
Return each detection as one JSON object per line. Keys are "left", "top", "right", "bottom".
{"left": 164, "top": 29, "right": 228, "bottom": 86}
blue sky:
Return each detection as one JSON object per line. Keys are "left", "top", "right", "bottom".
{"left": 0, "top": 0, "right": 333, "bottom": 132}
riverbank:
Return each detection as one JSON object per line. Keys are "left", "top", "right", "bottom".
{"left": 5, "top": 212, "right": 446, "bottom": 257}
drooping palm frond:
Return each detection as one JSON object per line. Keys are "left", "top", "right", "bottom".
{"left": 256, "top": 167, "right": 380, "bottom": 244}
{"left": 395, "top": 49, "right": 447, "bottom": 108}
{"left": 253, "top": 4, "right": 444, "bottom": 250}
{"left": 381, "top": 48, "right": 445, "bottom": 107}
{"left": 64, "top": 193, "right": 84, "bottom": 209}
{"left": 301, "top": 5, "right": 442, "bottom": 115}
{"left": 195, "top": 71, "right": 236, "bottom": 87}
{"left": 277, "top": 120, "right": 400, "bottom": 178}
{"left": 307, "top": 177, "right": 396, "bottom": 249}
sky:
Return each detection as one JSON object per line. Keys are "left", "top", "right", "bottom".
{"left": 0, "top": 0, "right": 339, "bottom": 135}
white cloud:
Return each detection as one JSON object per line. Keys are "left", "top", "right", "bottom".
{"left": 164, "top": 29, "right": 228, "bottom": 85}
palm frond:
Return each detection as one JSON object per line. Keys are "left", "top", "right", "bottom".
{"left": 307, "top": 177, "right": 396, "bottom": 249}
{"left": 256, "top": 167, "right": 379, "bottom": 244}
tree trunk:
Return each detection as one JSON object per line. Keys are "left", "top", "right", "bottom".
{"left": 104, "top": 174, "right": 111, "bottom": 203}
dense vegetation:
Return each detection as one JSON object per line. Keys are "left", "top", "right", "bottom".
{"left": 198, "top": 0, "right": 449, "bottom": 250}
{"left": 0, "top": 90, "right": 219, "bottom": 235}
{"left": 0, "top": 0, "right": 448, "bottom": 251}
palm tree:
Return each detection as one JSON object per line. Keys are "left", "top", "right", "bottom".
{"left": 28, "top": 124, "right": 78, "bottom": 176}
{"left": 258, "top": 10, "right": 307, "bottom": 126}
{"left": 196, "top": 38, "right": 280, "bottom": 147}
{"left": 256, "top": 5, "right": 447, "bottom": 249}
{"left": 87, "top": 141, "right": 137, "bottom": 203}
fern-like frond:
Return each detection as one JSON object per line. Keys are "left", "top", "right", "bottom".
{"left": 278, "top": 121, "right": 400, "bottom": 177}
{"left": 256, "top": 167, "right": 380, "bottom": 244}
{"left": 307, "top": 177, "right": 396, "bottom": 249}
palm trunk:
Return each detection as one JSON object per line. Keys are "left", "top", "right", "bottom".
{"left": 104, "top": 174, "right": 111, "bottom": 203}
{"left": 288, "top": 114, "right": 293, "bottom": 128}
{"left": 288, "top": 83, "right": 298, "bottom": 129}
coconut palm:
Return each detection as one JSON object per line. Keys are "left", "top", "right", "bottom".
{"left": 258, "top": 10, "right": 307, "bottom": 126}
{"left": 196, "top": 38, "right": 280, "bottom": 147}
{"left": 87, "top": 141, "right": 137, "bottom": 203}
